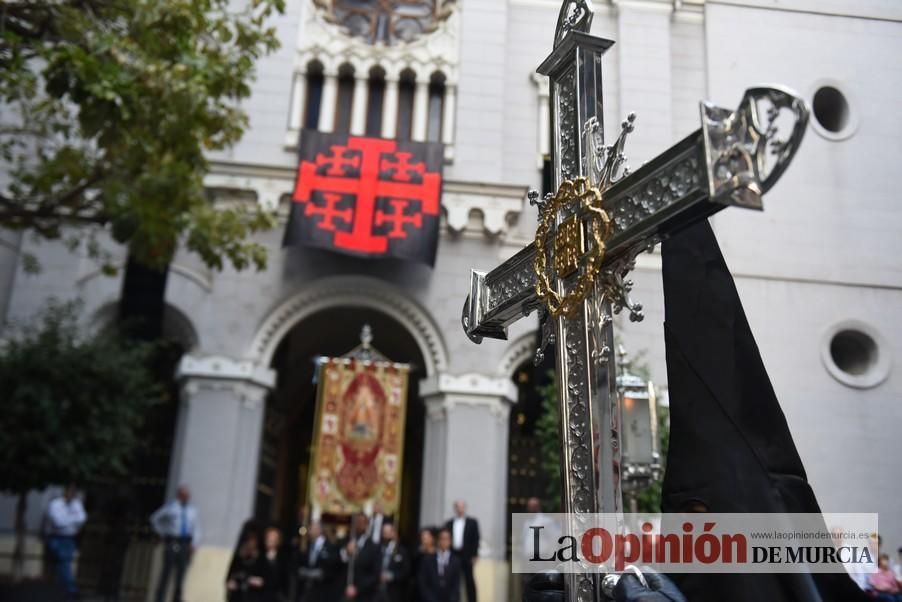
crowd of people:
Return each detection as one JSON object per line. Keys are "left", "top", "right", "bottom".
{"left": 40, "top": 483, "right": 902, "bottom": 602}
{"left": 851, "top": 534, "right": 902, "bottom": 601}
{"left": 39, "top": 483, "right": 481, "bottom": 602}
{"left": 223, "top": 499, "right": 481, "bottom": 602}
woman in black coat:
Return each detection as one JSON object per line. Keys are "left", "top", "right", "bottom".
{"left": 226, "top": 524, "right": 265, "bottom": 602}
{"left": 258, "top": 526, "right": 291, "bottom": 602}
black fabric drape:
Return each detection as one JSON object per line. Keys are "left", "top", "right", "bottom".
{"left": 660, "top": 220, "right": 867, "bottom": 602}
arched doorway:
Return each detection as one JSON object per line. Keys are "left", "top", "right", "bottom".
{"left": 505, "top": 343, "right": 556, "bottom": 602}
{"left": 257, "top": 305, "right": 427, "bottom": 546}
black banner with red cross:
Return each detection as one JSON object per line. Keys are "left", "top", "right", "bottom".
{"left": 285, "top": 131, "right": 444, "bottom": 265}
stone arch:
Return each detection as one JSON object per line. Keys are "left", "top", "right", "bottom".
{"left": 247, "top": 275, "right": 449, "bottom": 375}
{"left": 88, "top": 300, "right": 200, "bottom": 351}
{"left": 496, "top": 331, "right": 538, "bottom": 378}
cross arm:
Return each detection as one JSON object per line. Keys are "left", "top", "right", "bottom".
{"left": 461, "top": 86, "right": 808, "bottom": 343}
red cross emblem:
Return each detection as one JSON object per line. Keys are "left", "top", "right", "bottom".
{"left": 291, "top": 136, "right": 442, "bottom": 257}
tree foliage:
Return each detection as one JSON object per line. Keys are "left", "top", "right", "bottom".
{"left": 535, "top": 372, "right": 562, "bottom": 511}
{"left": 0, "top": 0, "right": 285, "bottom": 272}
{"left": 0, "top": 302, "right": 159, "bottom": 494}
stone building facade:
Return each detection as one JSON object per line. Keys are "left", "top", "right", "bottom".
{"left": 1, "top": 1, "right": 900, "bottom": 600}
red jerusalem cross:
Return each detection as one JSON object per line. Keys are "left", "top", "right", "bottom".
{"left": 292, "top": 137, "right": 441, "bottom": 254}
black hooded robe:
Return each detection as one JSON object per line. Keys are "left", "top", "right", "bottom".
{"left": 660, "top": 220, "right": 868, "bottom": 602}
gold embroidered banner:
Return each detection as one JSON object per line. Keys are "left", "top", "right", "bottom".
{"left": 309, "top": 358, "right": 409, "bottom": 515}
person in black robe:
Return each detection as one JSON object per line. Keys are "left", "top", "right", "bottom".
{"left": 417, "top": 528, "right": 461, "bottom": 602}
{"left": 656, "top": 219, "right": 869, "bottom": 602}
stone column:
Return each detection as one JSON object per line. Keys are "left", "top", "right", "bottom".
{"left": 286, "top": 70, "right": 306, "bottom": 145}
{"left": 442, "top": 83, "right": 457, "bottom": 146}
{"left": 381, "top": 76, "right": 399, "bottom": 138}
{"left": 419, "top": 373, "right": 516, "bottom": 602}
{"left": 350, "top": 76, "right": 369, "bottom": 136}
{"left": 411, "top": 80, "right": 430, "bottom": 142}
{"left": 318, "top": 70, "right": 339, "bottom": 133}
{"left": 531, "top": 73, "right": 550, "bottom": 168}
{"left": 164, "top": 355, "right": 275, "bottom": 601}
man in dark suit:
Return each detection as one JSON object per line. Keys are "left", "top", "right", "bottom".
{"left": 342, "top": 513, "right": 382, "bottom": 602}
{"left": 297, "top": 521, "right": 341, "bottom": 602}
{"left": 444, "top": 501, "right": 479, "bottom": 602}
{"left": 377, "top": 523, "right": 409, "bottom": 602}
{"left": 417, "top": 528, "right": 461, "bottom": 602}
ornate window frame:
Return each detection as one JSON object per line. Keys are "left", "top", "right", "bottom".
{"left": 285, "top": 1, "right": 461, "bottom": 162}
{"left": 312, "top": 0, "right": 456, "bottom": 46}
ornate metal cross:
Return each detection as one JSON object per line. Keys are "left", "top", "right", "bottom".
{"left": 460, "top": 1, "right": 808, "bottom": 599}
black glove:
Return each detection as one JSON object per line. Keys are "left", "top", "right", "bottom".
{"left": 523, "top": 572, "right": 565, "bottom": 602}
{"left": 613, "top": 569, "right": 686, "bottom": 602}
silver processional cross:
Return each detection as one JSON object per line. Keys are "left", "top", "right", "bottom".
{"left": 460, "top": 1, "right": 809, "bottom": 600}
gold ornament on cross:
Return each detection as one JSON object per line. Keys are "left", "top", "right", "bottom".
{"left": 533, "top": 177, "right": 612, "bottom": 317}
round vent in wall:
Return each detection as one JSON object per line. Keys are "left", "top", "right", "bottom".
{"left": 821, "top": 321, "right": 890, "bottom": 389}
{"left": 810, "top": 81, "right": 857, "bottom": 140}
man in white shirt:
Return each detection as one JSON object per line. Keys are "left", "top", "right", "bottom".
{"left": 369, "top": 502, "right": 391, "bottom": 545}
{"left": 150, "top": 485, "right": 200, "bottom": 602}
{"left": 444, "top": 500, "right": 479, "bottom": 602}
{"left": 44, "top": 484, "right": 87, "bottom": 597}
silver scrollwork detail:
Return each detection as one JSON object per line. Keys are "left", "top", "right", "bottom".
{"left": 586, "top": 112, "right": 636, "bottom": 192}
{"left": 563, "top": 314, "right": 595, "bottom": 515}
{"left": 587, "top": 287, "right": 612, "bottom": 367}
{"left": 602, "top": 260, "right": 644, "bottom": 323}
{"left": 701, "top": 85, "right": 809, "bottom": 209}
{"left": 487, "top": 266, "right": 536, "bottom": 312}
{"left": 535, "top": 310, "right": 556, "bottom": 365}
{"left": 527, "top": 188, "right": 554, "bottom": 221}
{"left": 608, "top": 154, "right": 701, "bottom": 236}
{"left": 554, "top": 0, "right": 595, "bottom": 48}
{"left": 557, "top": 71, "right": 579, "bottom": 182}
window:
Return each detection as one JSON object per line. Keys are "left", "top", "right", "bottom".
{"left": 366, "top": 67, "right": 386, "bottom": 137}
{"left": 426, "top": 73, "right": 445, "bottom": 143}
{"left": 334, "top": 64, "right": 355, "bottom": 134}
{"left": 396, "top": 70, "right": 416, "bottom": 141}
{"left": 541, "top": 156, "right": 552, "bottom": 196}
{"left": 304, "top": 62, "right": 324, "bottom": 130}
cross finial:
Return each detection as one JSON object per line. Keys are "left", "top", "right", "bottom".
{"left": 554, "top": 0, "right": 594, "bottom": 48}
{"left": 360, "top": 324, "right": 373, "bottom": 349}
{"left": 616, "top": 343, "right": 629, "bottom": 372}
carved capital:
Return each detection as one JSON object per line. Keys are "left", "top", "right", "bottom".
{"left": 420, "top": 372, "right": 518, "bottom": 404}
{"left": 178, "top": 354, "right": 276, "bottom": 410}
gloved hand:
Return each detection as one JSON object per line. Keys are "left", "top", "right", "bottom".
{"left": 613, "top": 569, "right": 686, "bottom": 602}
{"left": 523, "top": 572, "right": 565, "bottom": 602}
